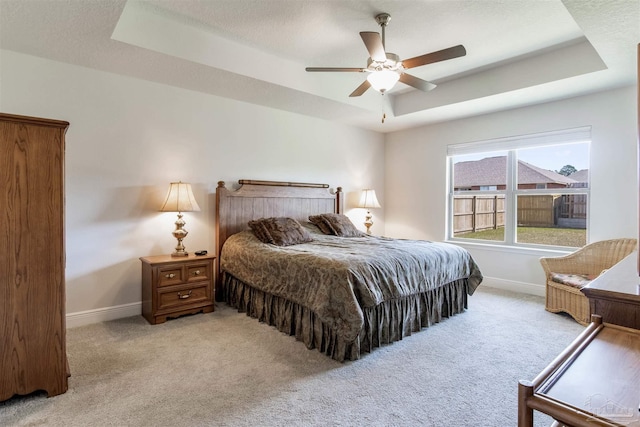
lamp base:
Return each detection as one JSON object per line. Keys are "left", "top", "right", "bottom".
{"left": 364, "top": 210, "right": 373, "bottom": 234}
{"left": 170, "top": 213, "right": 190, "bottom": 257}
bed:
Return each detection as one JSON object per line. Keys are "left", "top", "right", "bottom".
{"left": 215, "top": 180, "right": 482, "bottom": 361}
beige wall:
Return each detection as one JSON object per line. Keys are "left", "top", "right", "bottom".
{"left": 2, "top": 48, "right": 636, "bottom": 320}
{"left": 0, "top": 50, "right": 385, "bottom": 323}
{"left": 384, "top": 86, "right": 638, "bottom": 295}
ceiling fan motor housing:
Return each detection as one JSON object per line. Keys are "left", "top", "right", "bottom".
{"left": 367, "top": 52, "right": 402, "bottom": 72}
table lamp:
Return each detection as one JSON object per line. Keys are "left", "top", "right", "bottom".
{"left": 358, "top": 189, "right": 381, "bottom": 234}
{"left": 159, "top": 181, "right": 201, "bottom": 257}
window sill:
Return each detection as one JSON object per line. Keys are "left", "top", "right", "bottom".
{"left": 445, "top": 239, "right": 574, "bottom": 257}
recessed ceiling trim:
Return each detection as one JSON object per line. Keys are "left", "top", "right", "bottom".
{"left": 111, "top": 1, "right": 379, "bottom": 113}
{"left": 393, "top": 38, "right": 607, "bottom": 117}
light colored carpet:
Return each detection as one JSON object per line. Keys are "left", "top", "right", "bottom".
{"left": 0, "top": 287, "right": 584, "bottom": 426}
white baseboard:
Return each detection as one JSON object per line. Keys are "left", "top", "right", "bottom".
{"left": 66, "top": 302, "right": 141, "bottom": 329}
{"left": 480, "top": 276, "right": 545, "bottom": 297}
{"left": 64, "top": 277, "right": 542, "bottom": 328}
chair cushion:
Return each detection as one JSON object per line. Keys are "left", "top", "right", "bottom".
{"left": 550, "top": 273, "right": 596, "bottom": 289}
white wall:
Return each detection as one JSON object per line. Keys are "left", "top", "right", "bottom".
{"left": 3, "top": 48, "right": 635, "bottom": 321}
{"left": 0, "top": 50, "right": 385, "bottom": 325}
{"left": 385, "top": 87, "right": 638, "bottom": 295}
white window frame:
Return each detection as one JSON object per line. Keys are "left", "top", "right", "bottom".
{"left": 446, "top": 127, "right": 591, "bottom": 249}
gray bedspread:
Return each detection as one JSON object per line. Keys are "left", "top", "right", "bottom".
{"left": 221, "top": 227, "right": 482, "bottom": 343}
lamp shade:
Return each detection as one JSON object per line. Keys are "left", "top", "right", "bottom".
{"left": 159, "top": 182, "right": 201, "bottom": 213}
{"left": 358, "top": 189, "right": 381, "bottom": 209}
{"left": 366, "top": 69, "right": 400, "bottom": 93}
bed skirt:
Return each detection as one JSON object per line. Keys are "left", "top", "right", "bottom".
{"left": 221, "top": 272, "right": 469, "bottom": 362}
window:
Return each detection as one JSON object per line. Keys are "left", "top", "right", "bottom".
{"left": 447, "top": 127, "right": 590, "bottom": 248}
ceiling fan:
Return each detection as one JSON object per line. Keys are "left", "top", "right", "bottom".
{"left": 305, "top": 13, "right": 466, "bottom": 97}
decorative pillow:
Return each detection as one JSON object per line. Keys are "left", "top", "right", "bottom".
{"left": 308, "top": 214, "right": 334, "bottom": 235}
{"left": 550, "top": 273, "right": 596, "bottom": 289}
{"left": 248, "top": 220, "right": 274, "bottom": 244}
{"left": 309, "top": 213, "right": 363, "bottom": 237}
{"left": 248, "top": 217, "right": 313, "bottom": 246}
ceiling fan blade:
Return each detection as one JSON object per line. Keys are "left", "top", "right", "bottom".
{"left": 360, "top": 32, "right": 386, "bottom": 62}
{"left": 402, "top": 44, "right": 466, "bottom": 70}
{"left": 399, "top": 73, "right": 437, "bottom": 92}
{"left": 349, "top": 80, "right": 371, "bottom": 97}
{"left": 305, "top": 67, "right": 366, "bottom": 72}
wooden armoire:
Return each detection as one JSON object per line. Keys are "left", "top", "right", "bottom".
{"left": 0, "top": 113, "right": 69, "bottom": 401}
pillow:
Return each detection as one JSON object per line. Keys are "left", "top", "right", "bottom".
{"left": 308, "top": 214, "right": 334, "bottom": 235}
{"left": 248, "top": 217, "right": 313, "bottom": 246}
{"left": 309, "top": 213, "right": 363, "bottom": 237}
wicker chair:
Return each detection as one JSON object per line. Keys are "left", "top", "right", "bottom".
{"left": 540, "top": 238, "right": 637, "bottom": 325}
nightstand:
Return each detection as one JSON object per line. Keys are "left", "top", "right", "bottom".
{"left": 140, "top": 254, "right": 215, "bottom": 325}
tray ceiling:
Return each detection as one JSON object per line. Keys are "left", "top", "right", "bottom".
{"left": 1, "top": 0, "right": 638, "bottom": 132}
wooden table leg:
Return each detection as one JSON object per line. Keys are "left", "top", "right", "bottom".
{"left": 518, "top": 380, "right": 534, "bottom": 427}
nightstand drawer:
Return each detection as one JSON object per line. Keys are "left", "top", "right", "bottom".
{"left": 187, "top": 263, "right": 211, "bottom": 282}
{"left": 158, "top": 266, "right": 184, "bottom": 287}
{"left": 157, "top": 283, "right": 210, "bottom": 311}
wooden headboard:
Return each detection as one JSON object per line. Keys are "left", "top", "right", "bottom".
{"left": 215, "top": 179, "right": 343, "bottom": 299}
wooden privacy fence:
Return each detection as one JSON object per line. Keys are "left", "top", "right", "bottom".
{"left": 453, "top": 194, "right": 587, "bottom": 234}
{"left": 517, "top": 195, "right": 559, "bottom": 227}
{"left": 557, "top": 194, "right": 587, "bottom": 229}
{"left": 453, "top": 195, "right": 505, "bottom": 233}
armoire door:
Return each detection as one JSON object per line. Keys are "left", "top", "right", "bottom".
{"left": 0, "top": 113, "right": 69, "bottom": 401}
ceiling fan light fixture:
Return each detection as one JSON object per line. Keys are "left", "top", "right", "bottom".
{"left": 367, "top": 69, "right": 400, "bottom": 93}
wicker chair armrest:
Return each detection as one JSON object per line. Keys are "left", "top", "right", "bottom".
{"left": 540, "top": 251, "right": 593, "bottom": 276}
{"left": 540, "top": 238, "right": 638, "bottom": 278}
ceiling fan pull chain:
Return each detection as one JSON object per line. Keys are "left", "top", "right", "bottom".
{"left": 381, "top": 93, "right": 386, "bottom": 124}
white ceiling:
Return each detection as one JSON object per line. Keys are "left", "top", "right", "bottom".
{"left": 1, "top": 0, "right": 638, "bottom": 133}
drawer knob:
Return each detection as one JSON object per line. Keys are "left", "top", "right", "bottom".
{"left": 178, "top": 290, "right": 192, "bottom": 299}
{"left": 192, "top": 270, "right": 201, "bottom": 276}
{"left": 165, "top": 273, "right": 176, "bottom": 279}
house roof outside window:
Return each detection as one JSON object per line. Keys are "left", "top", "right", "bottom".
{"left": 454, "top": 156, "right": 582, "bottom": 188}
